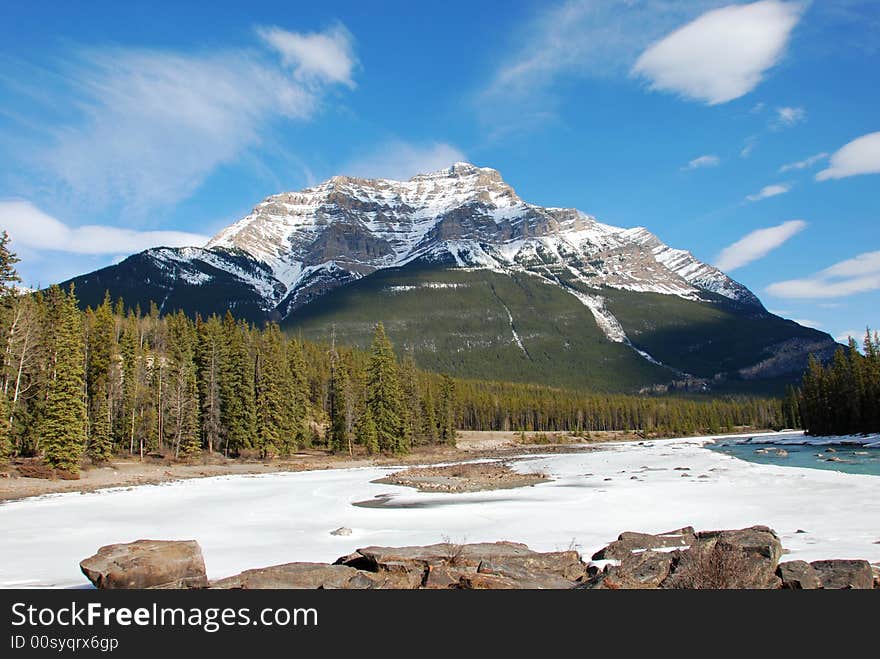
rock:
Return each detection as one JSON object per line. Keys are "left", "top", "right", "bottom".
{"left": 80, "top": 532, "right": 877, "bottom": 590}
{"left": 344, "top": 570, "right": 423, "bottom": 590}
{"left": 80, "top": 540, "right": 207, "bottom": 589}
{"left": 337, "top": 541, "right": 534, "bottom": 572}
{"left": 212, "top": 563, "right": 360, "bottom": 589}
{"left": 591, "top": 527, "right": 696, "bottom": 561}
{"left": 335, "top": 541, "right": 586, "bottom": 589}
{"left": 586, "top": 551, "right": 675, "bottom": 589}
{"left": 663, "top": 526, "right": 783, "bottom": 589}
{"left": 476, "top": 550, "right": 586, "bottom": 588}
{"left": 778, "top": 560, "right": 821, "bottom": 589}
{"left": 422, "top": 565, "right": 477, "bottom": 589}
{"left": 810, "top": 560, "right": 874, "bottom": 589}
{"left": 330, "top": 527, "right": 352, "bottom": 536}
{"left": 456, "top": 573, "right": 519, "bottom": 589}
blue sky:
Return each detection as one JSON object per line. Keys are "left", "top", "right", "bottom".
{"left": 0, "top": 0, "right": 878, "bottom": 344}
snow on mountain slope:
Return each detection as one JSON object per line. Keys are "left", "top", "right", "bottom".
{"left": 60, "top": 162, "right": 836, "bottom": 384}
{"left": 203, "top": 162, "right": 759, "bottom": 317}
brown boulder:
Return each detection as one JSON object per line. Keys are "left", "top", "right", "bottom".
{"left": 778, "top": 561, "right": 821, "bottom": 589}
{"left": 663, "top": 526, "right": 783, "bottom": 589}
{"left": 335, "top": 541, "right": 537, "bottom": 589}
{"left": 211, "top": 563, "right": 360, "bottom": 589}
{"left": 476, "top": 550, "right": 586, "bottom": 588}
{"left": 456, "top": 573, "right": 519, "bottom": 589}
{"left": 810, "top": 560, "right": 874, "bottom": 589}
{"left": 591, "top": 527, "right": 695, "bottom": 561}
{"left": 80, "top": 539, "right": 207, "bottom": 589}
{"left": 423, "top": 565, "right": 478, "bottom": 589}
{"left": 338, "top": 541, "right": 535, "bottom": 571}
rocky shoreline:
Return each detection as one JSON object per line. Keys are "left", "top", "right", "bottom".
{"left": 79, "top": 525, "right": 880, "bottom": 590}
{"left": 0, "top": 430, "right": 630, "bottom": 503}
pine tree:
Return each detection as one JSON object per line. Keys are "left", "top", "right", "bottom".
{"left": 219, "top": 313, "right": 255, "bottom": 456}
{"left": 89, "top": 393, "right": 112, "bottom": 462}
{"left": 328, "top": 352, "right": 347, "bottom": 453}
{"left": 365, "top": 323, "right": 405, "bottom": 454}
{"left": 195, "top": 315, "right": 222, "bottom": 453}
{"left": 421, "top": 384, "right": 438, "bottom": 442}
{"left": 86, "top": 293, "right": 115, "bottom": 461}
{"left": 286, "top": 338, "right": 309, "bottom": 450}
{"left": 0, "top": 231, "right": 21, "bottom": 296}
{"left": 399, "top": 354, "right": 420, "bottom": 449}
{"left": 255, "top": 324, "right": 289, "bottom": 458}
{"left": 167, "top": 312, "right": 200, "bottom": 458}
{"left": 41, "top": 286, "right": 87, "bottom": 473}
{"left": 438, "top": 373, "right": 457, "bottom": 443}
{"left": 357, "top": 405, "right": 379, "bottom": 454}
{"left": 119, "top": 315, "right": 140, "bottom": 454}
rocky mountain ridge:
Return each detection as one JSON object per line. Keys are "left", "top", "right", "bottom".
{"left": 61, "top": 162, "right": 838, "bottom": 392}
{"left": 200, "top": 162, "right": 760, "bottom": 320}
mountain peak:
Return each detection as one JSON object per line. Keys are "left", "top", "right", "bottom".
{"left": 198, "top": 162, "right": 761, "bottom": 317}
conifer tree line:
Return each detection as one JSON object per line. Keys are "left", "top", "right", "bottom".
{"left": 0, "top": 233, "right": 791, "bottom": 470}
{"left": 792, "top": 332, "right": 880, "bottom": 436}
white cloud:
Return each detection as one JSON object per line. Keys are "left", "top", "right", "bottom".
{"left": 745, "top": 183, "right": 791, "bottom": 202}
{"left": 772, "top": 105, "right": 806, "bottom": 128}
{"left": 766, "top": 250, "right": 880, "bottom": 299}
{"left": 683, "top": 154, "right": 720, "bottom": 170}
{"left": 835, "top": 329, "right": 864, "bottom": 344}
{"left": 779, "top": 152, "right": 828, "bottom": 172}
{"left": 256, "top": 23, "right": 357, "bottom": 88}
{"left": 714, "top": 219, "right": 806, "bottom": 271}
{"left": 0, "top": 199, "right": 208, "bottom": 255}
{"left": 792, "top": 318, "right": 822, "bottom": 329}
{"left": 478, "top": 1, "right": 728, "bottom": 126}
{"left": 29, "top": 26, "right": 356, "bottom": 215}
{"left": 632, "top": 1, "right": 804, "bottom": 105}
{"left": 740, "top": 136, "right": 759, "bottom": 158}
{"left": 343, "top": 141, "right": 467, "bottom": 180}
{"left": 816, "top": 132, "right": 880, "bottom": 181}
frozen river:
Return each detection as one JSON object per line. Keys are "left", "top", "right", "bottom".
{"left": 1, "top": 433, "right": 878, "bottom": 587}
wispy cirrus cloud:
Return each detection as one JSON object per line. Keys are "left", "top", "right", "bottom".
{"left": 771, "top": 105, "right": 806, "bottom": 128}
{"left": 745, "top": 183, "right": 791, "bottom": 202}
{"left": 740, "top": 135, "right": 759, "bottom": 158}
{"left": 342, "top": 141, "right": 467, "bottom": 180}
{"left": 0, "top": 199, "right": 208, "bottom": 255}
{"left": 632, "top": 1, "right": 805, "bottom": 105}
{"left": 816, "top": 132, "right": 880, "bottom": 181}
{"left": 11, "top": 24, "right": 357, "bottom": 217}
{"left": 779, "top": 152, "right": 828, "bottom": 172}
{"left": 714, "top": 219, "right": 806, "bottom": 271}
{"left": 766, "top": 250, "right": 880, "bottom": 299}
{"left": 683, "top": 154, "right": 720, "bottom": 170}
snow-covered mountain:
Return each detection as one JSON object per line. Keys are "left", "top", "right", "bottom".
{"left": 62, "top": 162, "right": 837, "bottom": 392}
{"left": 198, "top": 162, "right": 759, "bottom": 319}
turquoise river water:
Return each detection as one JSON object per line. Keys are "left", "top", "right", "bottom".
{"left": 707, "top": 441, "right": 880, "bottom": 476}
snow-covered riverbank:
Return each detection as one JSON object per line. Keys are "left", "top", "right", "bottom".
{"left": 1, "top": 433, "right": 878, "bottom": 588}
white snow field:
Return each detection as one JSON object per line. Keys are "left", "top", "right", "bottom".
{"left": 1, "top": 433, "right": 878, "bottom": 588}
